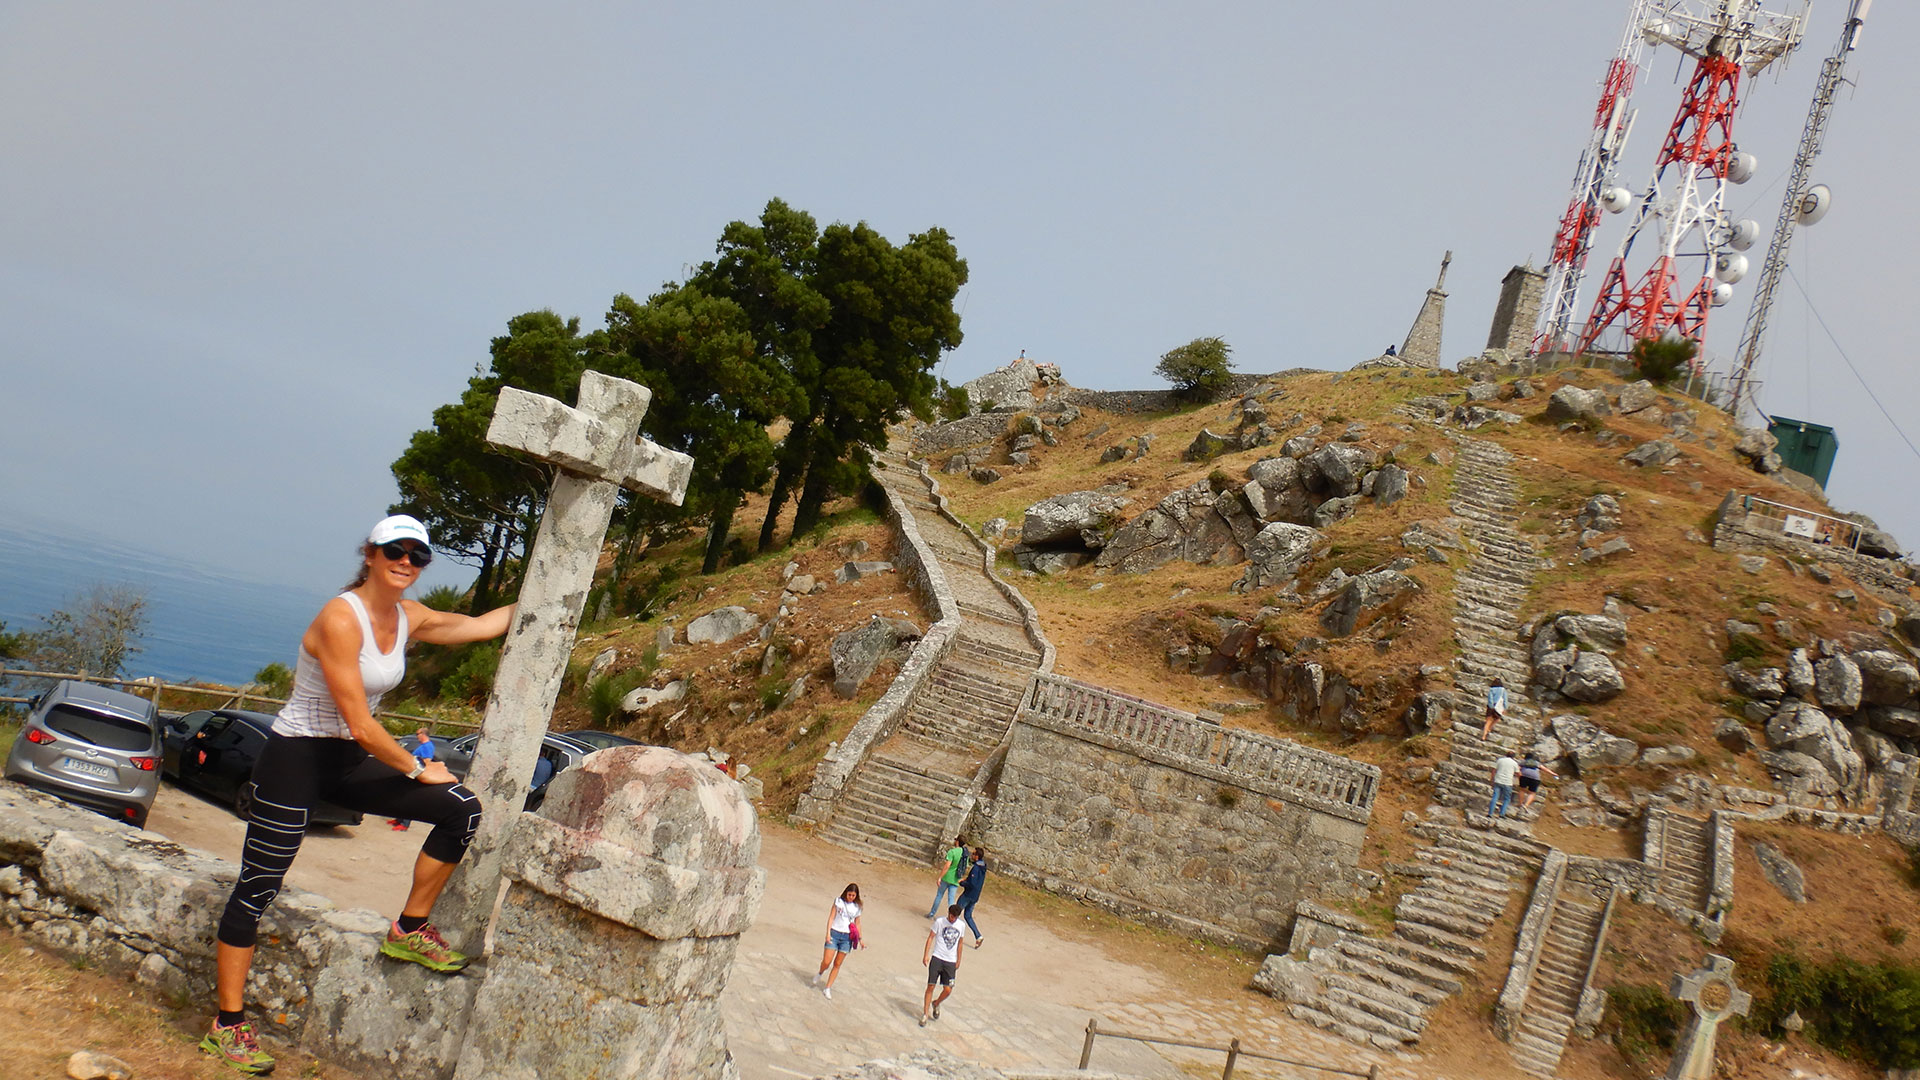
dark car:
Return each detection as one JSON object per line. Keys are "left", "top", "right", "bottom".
{"left": 441, "top": 731, "right": 603, "bottom": 809}
{"left": 5, "top": 681, "right": 163, "bottom": 828}
{"left": 553, "top": 730, "right": 642, "bottom": 752}
{"left": 161, "top": 709, "right": 364, "bottom": 827}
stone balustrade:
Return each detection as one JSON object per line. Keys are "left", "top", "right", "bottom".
{"left": 1023, "top": 674, "right": 1377, "bottom": 822}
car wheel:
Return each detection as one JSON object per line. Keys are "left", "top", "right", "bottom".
{"left": 233, "top": 783, "right": 256, "bottom": 823}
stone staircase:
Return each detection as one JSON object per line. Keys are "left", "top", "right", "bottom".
{"left": 1434, "top": 437, "right": 1544, "bottom": 814}
{"left": 1650, "top": 811, "right": 1714, "bottom": 914}
{"left": 1283, "top": 818, "right": 1550, "bottom": 1049}
{"left": 1508, "top": 885, "right": 1608, "bottom": 1076}
{"left": 818, "top": 444, "right": 1046, "bottom": 864}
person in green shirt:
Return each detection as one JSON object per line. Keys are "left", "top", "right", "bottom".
{"left": 925, "top": 838, "right": 964, "bottom": 918}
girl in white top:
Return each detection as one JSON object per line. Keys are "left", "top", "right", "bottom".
{"left": 811, "top": 882, "right": 865, "bottom": 999}
{"left": 202, "top": 515, "right": 515, "bottom": 1075}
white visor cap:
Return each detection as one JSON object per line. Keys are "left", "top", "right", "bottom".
{"left": 369, "top": 514, "right": 433, "bottom": 553}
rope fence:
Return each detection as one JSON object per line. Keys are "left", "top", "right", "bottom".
{"left": 1077, "top": 1018, "right": 1381, "bottom": 1079}
{"left": 0, "top": 667, "right": 479, "bottom": 734}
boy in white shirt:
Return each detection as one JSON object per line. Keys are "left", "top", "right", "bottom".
{"left": 920, "top": 904, "right": 966, "bottom": 1026}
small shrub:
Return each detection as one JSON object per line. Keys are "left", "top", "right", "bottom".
{"left": 1885, "top": 925, "right": 1909, "bottom": 946}
{"left": 1726, "top": 634, "right": 1769, "bottom": 664}
{"left": 1759, "top": 951, "right": 1920, "bottom": 1069}
{"left": 1607, "top": 984, "right": 1687, "bottom": 1062}
{"left": 252, "top": 662, "right": 293, "bottom": 699}
{"left": 1631, "top": 335, "right": 1698, "bottom": 387}
{"left": 439, "top": 643, "right": 502, "bottom": 706}
{"left": 935, "top": 379, "right": 970, "bottom": 422}
{"left": 418, "top": 585, "right": 464, "bottom": 612}
{"left": 1215, "top": 786, "right": 1240, "bottom": 809}
{"left": 1155, "top": 336, "right": 1235, "bottom": 402}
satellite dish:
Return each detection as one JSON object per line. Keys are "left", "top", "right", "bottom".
{"left": 1601, "top": 187, "right": 1633, "bottom": 214}
{"left": 1711, "top": 282, "right": 1734, "bottom": 307}
{"left": 1729, "top": 219, "right": 1761, "bottom": 250}
{"left": 1727, "top": 152, "right": 1758, "bottom": 184}
{"left": 1714, "top": 251, "right": 1750, "bottom": 284}
{"left": 1796, "top": 184, "right": 1833, "bottom": 225}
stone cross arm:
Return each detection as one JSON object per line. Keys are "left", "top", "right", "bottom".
{"left": 1672, "top": 953, "right": 1751, "bottom": 1020}
{"left": 488, "top": 370, "right": 694, "bottom": 506}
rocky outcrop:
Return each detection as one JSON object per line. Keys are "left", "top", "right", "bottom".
{"left": 1530, "top": 612, "right": 1628, "bottom": 704}
{"left": 830, "top": 617, "right": 924, "bottom": 697}
{"left": 687, "top": 606, "right": 760, "bottom": 645}
{"left": 1011, "top": 489, "right": 1131, "bottom": 573}
{"left": 1094, "top": 479, "right": 1260, "bottom": 574}
{"left": 1320, "top": 570, "right": 1419, "bottom": 637}
{"left": 1232, "top": 522, "right": 1322, "bottom": 593}
{"left": 1545, "top": 386, "right": 1610, "bottom": 422}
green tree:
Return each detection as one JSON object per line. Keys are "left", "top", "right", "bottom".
{"left": 252, "top": 662, "right": 293, "bottom": 699}
{"left": 1156, "top": 336, "right": 1235, "bottom": 402}
{"left": 390, "top": 310, "right": 596, "bottom": 609}
{"left": 604, "top": 285, "right": 791, "bottom": 573}
{"left": 1629, "top": 335, "right": 1698, "bottom": 387}
{"left": 0, "top": 621, "right": 28, "bottom": 661}
{"left": 695, "top": 200, "right": 967, "bottom": 548}
{"left": 29, "top": 585, "right": 150, "bottom": 678}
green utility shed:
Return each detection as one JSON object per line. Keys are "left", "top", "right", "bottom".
{"left": 1768, "top": 415, "right": 1839, "bottom": 488}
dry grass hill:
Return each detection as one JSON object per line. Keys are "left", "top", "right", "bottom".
{"left": 480, "top": 355, "right": 1920, "bottom": 1080}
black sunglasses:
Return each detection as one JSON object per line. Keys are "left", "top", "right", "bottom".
{"left": 378, "top": 542, "right": 432, "bottom": 568}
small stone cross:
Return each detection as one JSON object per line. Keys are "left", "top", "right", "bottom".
{"left": 434, "top": 370, "right": 693, "bottom": 946}
{"left": 1664, "top": 953, "right": 1751, "bottom": 1080}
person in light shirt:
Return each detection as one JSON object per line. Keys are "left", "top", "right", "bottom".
{"left": 920, "top": 904, "right": 966, "bottom": 1026}
{"left": 1480, "top": 679, "right": 1507, "bottom": 740}
{"left": 1489, "top": 750, "right": 1520, "bottom": 819}
{"left": 811, "top": 883, "right": 864, "bottom": 999}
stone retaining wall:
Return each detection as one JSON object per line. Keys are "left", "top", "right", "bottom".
{"left": 1495, "top": 849, "right": 1567, "bottom": 1042}
{"left": 975, "top": 677, "right": 1377, "bottom": 951}
{"left": 1710, "top": 490, "right": 1913, "bottom": 592}
{"left": 0, "top": 785, "right": 472, "bottom": 1080}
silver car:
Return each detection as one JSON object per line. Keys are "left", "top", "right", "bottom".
{"left": 4, "top": 680, "right": 162, "bottom": 828}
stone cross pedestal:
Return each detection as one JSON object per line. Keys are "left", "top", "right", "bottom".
{"left": 1665, "top": 953, "right": 1752, "bottom": 1080}
{"left": 435, "top": 371, "right": 693, "bottom": 947}
{"left": 452, "top": 747, "right": 764, "bottom": 1080}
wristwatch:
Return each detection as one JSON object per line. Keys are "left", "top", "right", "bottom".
{"left": 406, "top": 760, "right": 428, "bottom": 780}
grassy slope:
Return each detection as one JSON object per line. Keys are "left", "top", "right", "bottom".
{"left": 931, "top": 366, "right": 1916, "bottom": 1080}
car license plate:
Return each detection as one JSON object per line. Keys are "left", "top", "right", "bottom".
{"left": 63, "top": 758, "right": 115, "bottom": 779}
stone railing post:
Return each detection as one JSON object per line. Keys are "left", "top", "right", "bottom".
{"left": 453, "top": 747, "right": 765, "bottom": 1080}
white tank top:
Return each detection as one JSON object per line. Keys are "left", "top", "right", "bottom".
{"left": 272, "top": 592, "right": 408, "bottom": 738}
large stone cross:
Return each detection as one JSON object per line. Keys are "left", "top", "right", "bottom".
{"left": 1664, "top": 953, "right": 1752, "bottom": 1080}
{"left": 435, "top": 370, "right": 693, "bottom": 946}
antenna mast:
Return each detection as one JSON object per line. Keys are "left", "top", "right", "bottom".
{"left": 1575, "top": 0, "right": 1809, "bottom": 359}
{"left": 1726, "top": 0, "right": 1874, "bottom": 421}
{"left": 1536, "top": 0, "right": 1655, "bottom": 354}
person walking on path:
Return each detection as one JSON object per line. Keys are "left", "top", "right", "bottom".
{"left": 926, "top": 838, "right": 964, "bottom": 918}
{"left": 1517, "top": 750, "right": 1557, "bottom": 812}
{"left": 201, "top": 515, "right": 513, "bottom": 1076}
{"left": 811, "top": 883, "right": 864, "bottom": 1000}
{"left": 388, "top": 727, "right": 439, "bottom": 830}
{"left": 1480, "top": 679, "right": 1508, "bottom": 740}
{"left": 1489, "top": 749, "right": 1519, "bottom": 819}
{"left": 957, "top": 846, "right": 988, "bottom": 948}
{"left": 921, "top": 904, "right": 966, "bottom": 1026}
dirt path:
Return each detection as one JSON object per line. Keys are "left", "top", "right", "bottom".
{"left": 142, "top": 784, "right": 1496, "bottom": 1080}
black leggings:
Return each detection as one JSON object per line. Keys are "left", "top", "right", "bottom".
{"left": 216, "top": 734, "right": 482, "bottom": 948}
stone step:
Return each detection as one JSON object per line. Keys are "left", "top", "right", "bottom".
{"left": 1286, "top": 1003, "right": 1405, "bottom": 1053}
{"left": 1413, "top": 847, "right": 1515, "bottom": 885}
{"left": 1321, "top": 943, "right": 1454, "bottom": 1003}
{"left": 1331, "top": 938, "right": 1466, "bottom": 994}
{"left": 1322, "top": 981, "right": 1429, "bottom": 1035}
{"left": 1311, "top": 994, "right": 1424, "bottom": 1043}
{"left": 951, "top": 637, "right": 1043, "bottom": 669}
{"left": 1394, "top": 919, "right": 1488, "bottom": 961}
{"left": 1396, "top": 896, "right": 1494, "bottom": 939}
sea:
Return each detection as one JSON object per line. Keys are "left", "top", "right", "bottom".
{"left": 0, "top": 522, "right": 334, "bottom": 686}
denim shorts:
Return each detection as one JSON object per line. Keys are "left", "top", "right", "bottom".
{"left": 827, "top": 929, "right": 854, "bottom": 953}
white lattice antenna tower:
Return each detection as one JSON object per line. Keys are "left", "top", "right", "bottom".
{"left": 1726, "top": 0, "right": 1874, "bottom": 421}
{"left": 1576, "top": 0, "right": 1809, "bottom": 358}
{"left": 1536, "top": 0, "right": 1656, "bottom": 354}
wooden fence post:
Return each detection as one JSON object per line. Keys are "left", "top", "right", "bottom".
{"left": 1368, "top": 1065, "right": 1381, "bottom": 1080}
{"left": 1079, "top": 1018, "right": 1097, "bottom": 1070}
{"left": 1221, "top": 1036, "right": 1240, "bottom": 1080}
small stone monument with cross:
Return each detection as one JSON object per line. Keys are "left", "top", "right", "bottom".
{"left": 1665, "top": 953, "right": 1752, "bottom": 1080}
{"left": 434, "top": 369, "right": 694, "bottom": 946}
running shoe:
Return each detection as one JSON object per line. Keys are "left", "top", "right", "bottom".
{"left": 380, "top": 921, "right": 470, "bottom": 972}
{"left": 200, "top": 1019, "right": 276, "bottom": 1075}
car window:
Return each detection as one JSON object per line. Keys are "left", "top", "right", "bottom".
{"left": 234, "top": 725, "right": 267, "bottom": 756}
{"left": 176, "top": 710, "right": 215, "bottom": 737}
{"left": 206, "top": 721, "right": 254, "bottom": 753}
{"left": 199, "top": 715, "right": 232, "bottom": 740}
{"left": 42, "top": 704, "right": 154, "bottom": 751}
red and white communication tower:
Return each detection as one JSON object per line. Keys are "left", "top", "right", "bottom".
{"left": 1575, "top": 0, "right": 1809, "bottom": 357}
{"left": 1536, "top": 0, "right": 1656, "bottom": 354}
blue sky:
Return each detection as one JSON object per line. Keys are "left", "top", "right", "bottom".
{"left": 4, "top": 1, "right": 1915, "bottom": 595}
